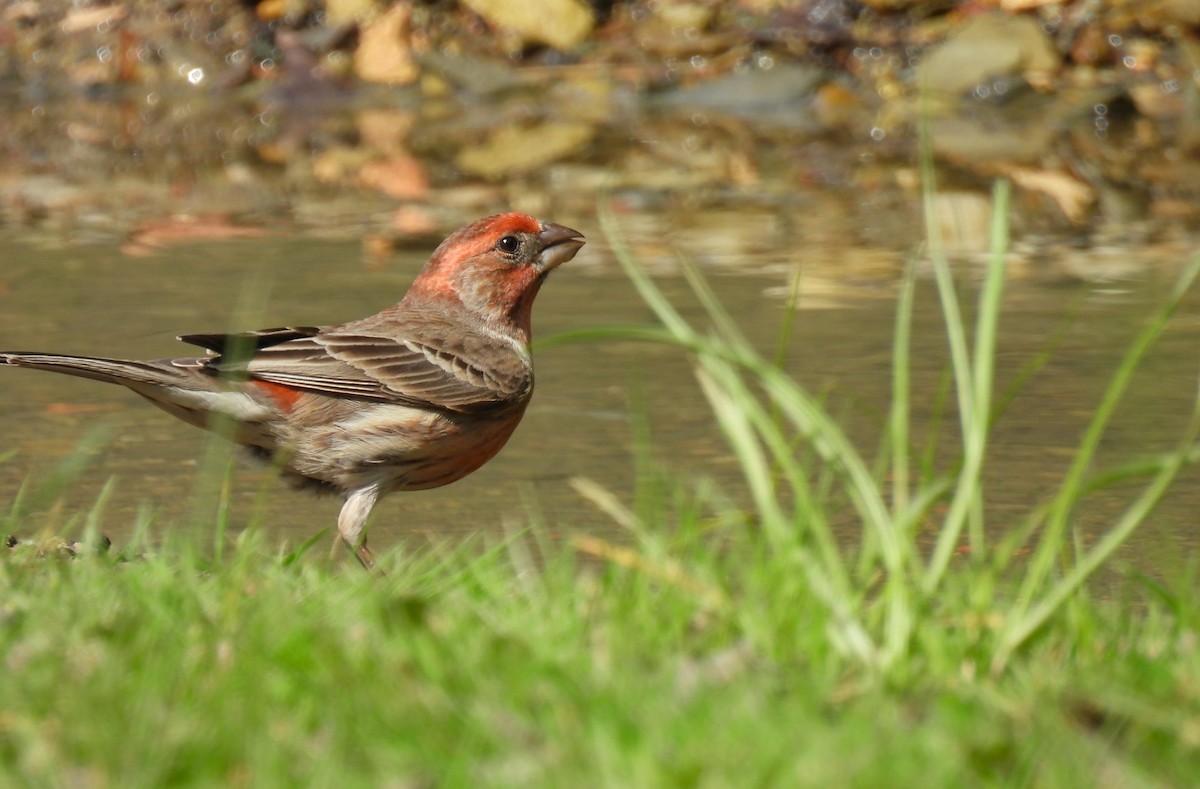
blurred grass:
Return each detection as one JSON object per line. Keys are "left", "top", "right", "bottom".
{"left": 2, "top": 513, "right": 1199, "bottom": 785}
{"left": 3, "top": 184, "right": 1200, "bottom": 784}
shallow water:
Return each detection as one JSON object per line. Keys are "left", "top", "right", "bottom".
{"left": 1, "top": 226, "right": 1198, "bottom": 568}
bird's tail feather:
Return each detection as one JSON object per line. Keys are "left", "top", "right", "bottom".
{"left": 0, "top": 352, "right": 198, "bottom": 389}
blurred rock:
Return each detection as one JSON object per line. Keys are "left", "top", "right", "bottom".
{"left": 390, "top": 204, "right": 440, "bottom": 235}
{"left": 1131, "top": 0, "right": 1200, "bottom": 28}
{"left": 355, "top": 109, "right": 417, "bottom": 153}
{"left": 917, "top": 13, "right": 1059, "bottom": 95}
{"left": 931, "top": 191, "right": 993, "bottom": 257}
{"left": 354, "top": 3, "right": 417, "bottom": 85}
{"left": 1000, "top": 0, "right": 1060, "bottom": 8}
{"left": 1069, "top": 23, "right": 1116, "bottom": 66}
{"left": 635, "top": 1, "right": 736, "bottom": 57}
{"left": 312, "top": 147, "right": 374, "bottom": 184}
{"left": 654, "top": 2, "right": 716, "bottom": 30}
{"left": 456, "top": 121, "right": 593, "bottom": 178}
{"left": 811, "top": 81, "right": 869, "bottom": 130}
{"left": 548, "top": 72, "right": 619, "bottom": 124}
{"left": 357, "top": 155, "right": 429, "bottom": 200}
{"left": 265, "top": 30, "right": 351, "bottom": 107}
{"left": 417, "top": 51, "right": 525, "bottom": 96}
{"left": 3, "top": 0, "right": 1200, "bottom": 266}
{"left": 460, "top": 0, "right": 594, "bottom": 50}
{"left": 325, "top": 0, "right": 377, "bottom": 27}
{"left": 3, "top": 176, "right": 86, "bottom": 215}
{"left": 61, "top": 3, "right": 128, "bottom": 34}
{"left": 652, "top": 63, "right": 828, "bottom": 127}
{"left": 930, "top": 110, "right": 1058, "bottom": 163}
{"left": 859, "top": 0, "right": 947, "bottom": 10}
{"left": 761, "top": 0, "right": 860, "bottom": 53}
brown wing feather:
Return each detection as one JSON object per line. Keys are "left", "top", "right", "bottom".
{"left": 320, "top": 330, "right": 530, "bottom": 411}
{"left": 187, "top": 320, "right": 530, "bottom": 412}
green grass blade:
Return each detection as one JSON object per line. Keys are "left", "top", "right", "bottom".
{"left": 922, "top": 180, "right": 1010, "bottom": 592}
{"left": 890, "top": 261, "right": 917, "bottom": 519}
{"left": 1012, "top": 253, "right": 1200, "bottom": 620}
{"left": 996, "top": 366, "right": 1200, "bottom": 668}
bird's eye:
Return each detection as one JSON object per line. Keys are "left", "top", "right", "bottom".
{"left": 496, "top": 235, "right": 522, "bottom": 255}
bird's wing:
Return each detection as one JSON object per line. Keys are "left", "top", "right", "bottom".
{"left": 184, "top": 320, "right": 531, "bottom": 412}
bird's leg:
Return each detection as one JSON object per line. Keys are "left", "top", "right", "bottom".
{"left": 337, "top": 485, "right": 382, "bottom": 571}
{"left": 355, "top": 542, "right": 377, "bottom": 571}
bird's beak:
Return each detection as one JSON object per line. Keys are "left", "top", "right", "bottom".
{"left": 536, "top": 222, "right": 585, "bottom": 272}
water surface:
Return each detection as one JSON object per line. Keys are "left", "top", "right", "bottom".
{"left": 1, "top": 228, "right": 1197, "bottom": 568}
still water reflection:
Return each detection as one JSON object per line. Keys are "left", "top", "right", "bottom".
{"left": 1, "top": 229, "right": 1197, "bottom": 566}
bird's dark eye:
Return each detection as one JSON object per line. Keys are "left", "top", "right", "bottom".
{"left": 496, "top": 235, "right": 522, "bottom": 255}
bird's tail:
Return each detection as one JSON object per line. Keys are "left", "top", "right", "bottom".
{"left": 1, "top": 351, "right": 276, "bottom": 444}
{"left": 0, "top": 352, "right": 199, "bottom": 389}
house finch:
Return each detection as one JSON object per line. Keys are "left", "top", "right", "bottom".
{"left": 1, "top": 213, "right": 584, "bottom": 569}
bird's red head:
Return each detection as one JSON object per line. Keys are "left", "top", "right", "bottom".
{"left": 402, "top": 213, "right": 585, "bottom": 342}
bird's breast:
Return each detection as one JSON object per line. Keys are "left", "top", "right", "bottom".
{"left": 286, "top": 399, "right": 531, "bottom": 493}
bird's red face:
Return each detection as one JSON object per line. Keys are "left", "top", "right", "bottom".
{"left": 404, "top": 213, "right": 585, "bottom": 341}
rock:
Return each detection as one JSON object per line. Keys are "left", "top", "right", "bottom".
{"left": 324, "top": 0, "right": 376, "bottom": 27}
{"left": 917, "top": 13, "right": 1060, "bottom": 95}
{"left": 930, "top": 113, "right": 1057, "bottom": 163}
{"left": 61, "top": 4, "right": 128, "bottom": 34}
{"left": 355, "top": 109, "right": 417, "bottom": 154}
{"left": 635, "top": 2, "right": 735, "bottom": 57}
{"left": 654, "top": 2, "right": 716, "bottom": 31}
{"left": 455, "top": 121, "right": 594, "bottom": 178}
{"left": 652, "top": 63, "right": 827, "bottom": 122}
{"left": 930, "top": 191, "right": 994, "bottom": 256}
{"left": 1133, "top": 0, "right": 1200, "bottom": 28}
{"left": 354, "top": 4, "right": 417, "bottom": 85}
{"left": 357, "top": 155, "right": 429, "bottom": 200}
{"left": 416, "top": 51, "right": 525, "bottom": 96}
{"left": 460, "top": 0, "right": 594, "bottom": 50}
{"left": 9, "top": 176, "right": 85, "bottom": 212}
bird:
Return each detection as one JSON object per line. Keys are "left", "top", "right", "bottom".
{"left": 1, "top": 213, "right": 585, "bottom": 569}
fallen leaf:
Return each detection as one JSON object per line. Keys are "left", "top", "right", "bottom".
{"left": 122, "top": 215, "right": 269, "bottom": 256}
{"left": 1005, "top": 166, "right": 1095, "bottom": 224}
